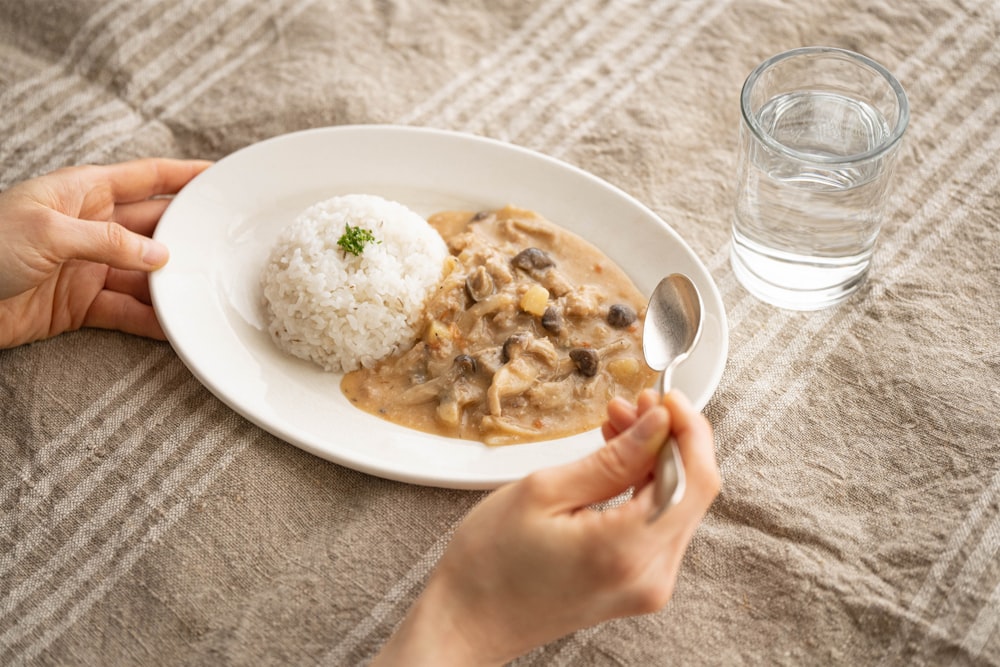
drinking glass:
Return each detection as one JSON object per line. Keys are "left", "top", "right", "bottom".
{"left": 731, "top": 46, "right": 909, "bottom": 310}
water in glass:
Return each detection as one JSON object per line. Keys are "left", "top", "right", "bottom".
{"left": 732, "top": 90, "right": 894, "bottom": 309}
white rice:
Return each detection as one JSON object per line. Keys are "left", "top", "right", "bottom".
{"left": 261, "top": 194, "right": 448, "bottom": 373}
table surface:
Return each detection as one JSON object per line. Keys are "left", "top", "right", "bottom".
{"left": 2, "top": 1, "right": 998, "bottom": 665}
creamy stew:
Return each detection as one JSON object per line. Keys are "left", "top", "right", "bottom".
{"left": 341, "top": 206, "right": 655, "bottom": 445}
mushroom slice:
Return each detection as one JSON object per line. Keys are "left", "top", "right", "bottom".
{"left": 400, "top": 353, "right": 482, "bottom": 406}
{"left": 481, "top": 416, "right": 541, "bottom": 446}
{"left": 597, "top": 338, "right": 630, "bottom": 357}
{"left": 458, "top": 292, "right": 515, "bottom": 331}
{"left": 465, "top": 266, "right": 495, "bottom": 302}
{"left": 502, "top": 332, "right": 560, "bottom": 369}
{"left": 398, "top": 375, "right": 448, "bottom": 405}
{"left": 509, "top": 216, "right": 556, "bottom": 240}
{"left": 524, "top": 336, "right": 560, "bottom": 369}
{"left": 607, "top": 303, "right": 638, "bottom": 328}
{"left": 560, "top": 338, "right": 632, "bottom": 379}
{"left": 436, "top": 379, "right": 485, "bottom": 426}
{"left": 569, "top": 348, "right": 599, "bottom": 377}
{"left": 487, "top": 357, "right": 539, "bottom": 416}
{"left": 471, "top": 210, "right": 496, "bottom": 223}
{"left": 511, "top": 247, "right": 555, "bottom": 272}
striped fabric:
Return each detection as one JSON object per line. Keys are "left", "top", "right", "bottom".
{"left": 2, "top": 1, "right": 998, "bottom": 664}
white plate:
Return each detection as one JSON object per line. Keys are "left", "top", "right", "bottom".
{"left": 150, "top": 125, "right": 728, "bottom": 489}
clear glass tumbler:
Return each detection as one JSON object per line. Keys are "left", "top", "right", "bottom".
{"left": 731, "top": 46, "right": 909, "bottom": 310}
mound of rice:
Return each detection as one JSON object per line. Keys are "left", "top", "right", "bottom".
{"left": 261, "top": 194, "right": 448, "bottom": 373}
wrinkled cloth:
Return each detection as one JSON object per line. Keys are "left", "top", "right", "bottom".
{"left": 2, "top": 1, "right": 999, "bottom": 665}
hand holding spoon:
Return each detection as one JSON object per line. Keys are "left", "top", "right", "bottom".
{"left": 642, "top": 274, "right": 704, "bottom": 521}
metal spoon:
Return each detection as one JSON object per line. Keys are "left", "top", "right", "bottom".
{"left": 642, "top": 274, "right": 704, "bottom": 521}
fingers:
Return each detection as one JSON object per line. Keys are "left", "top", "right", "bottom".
{"left": 49, "top": 212, "right": 169, "bottom": 272}
{"left": 637, "top": 389, "right": 660, "bottom": 414}
{"left": 664, "top": 391, "right": 721, "bottom": 497}
{"left": 536, "top": 405, "right": 669, "bottom": 511}
{"left": 105, "top": 268, "right": 152, "bottom": 304}
{"left": 602, "top": 396, "right": 636, "bottom": 440}
{"left": 635, "top": 390, "right": 720, "bottom": 523}
{"left": 111, "top": 198, "right": 173, "bottom": 236}
{"left": 601, "top": 389, "right": 662, "bottom": 440}
{"left": 83, "top": 289, "right": 165, "bottom": 340}
{"left": 62, "top": 159, "right": 210, "bottom": 270}
{"left": 603, "top": 389, "right": 719, "bottom": 509}
{"left": 88, "top": 158, "right": 212, "bottom": 204}
{"left": 663, "top": 390, "right": 720, "bottom": 502}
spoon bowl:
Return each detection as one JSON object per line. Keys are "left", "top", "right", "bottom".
{"left": 642, "top": 274, "right": 704, "bottom": 520}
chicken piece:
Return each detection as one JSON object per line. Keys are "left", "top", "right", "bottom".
{"left": 485, "top": 254, "right": 515, "bottom": 286}
{"left": 487, "top": 332, "right": 560, "bottom": 416}
{"left": 473, "top": 346, "right": 505, "bottom": 376}
{"left": 487, "top": 357, "right": 539, "bottom": 416}
{"left": 510, "top": 248, "right": 571, "bottom": 297}
{"left": 446, "top": 230, "right": 476, "bottom": 254}
{"left": 501, "top": 332, "right": 560, "bottom": 369}
{"left": 562, "top": 285, "right": 604, "bottom": 318}
{"left": 527, "top": 381, "right": 574, "bottom": 410}
{"left": 426, "top": 271, "right": 471, "bottom": 321}
{"left": 539, "top": 268, "right": 573, "bottom": 297}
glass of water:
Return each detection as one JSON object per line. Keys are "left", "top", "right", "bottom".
{"left": 731, "top": 46, "right": 909, "bottom": 310}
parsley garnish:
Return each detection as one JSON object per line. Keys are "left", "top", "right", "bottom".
{"left": 337, "top": 223, "right": 379, "bottom": 257}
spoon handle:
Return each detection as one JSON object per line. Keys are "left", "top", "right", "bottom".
{"left": 649, "top": 437, "right": 686, "bottom": 522}
{"left": 649, "top": 367, "right": 685, "bottom": 521}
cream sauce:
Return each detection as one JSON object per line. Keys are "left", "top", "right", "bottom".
{"left": 341, "top": 206, "right": 655, "bottom": 445}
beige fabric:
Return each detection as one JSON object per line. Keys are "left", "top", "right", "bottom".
{"left": 2, "top": 1, "right": 999, "bottom": 664}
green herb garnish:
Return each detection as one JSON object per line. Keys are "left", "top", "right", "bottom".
{"left": 337, "top": 223, "right": 379, "bottom": 257}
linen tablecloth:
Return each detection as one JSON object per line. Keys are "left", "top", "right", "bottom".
{"left": 2, "top": 1, "right": 998, "bottom": 664}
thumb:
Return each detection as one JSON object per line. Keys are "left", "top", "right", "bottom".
{"left": 545, "top": 406, "right": 669, "bottom": 510}
{"left": 53, "top": 214, "right": 169, "bottom": 271}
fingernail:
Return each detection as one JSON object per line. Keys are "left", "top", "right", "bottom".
{"left": 142, "top": 240, "right": 169, "bottom": 267}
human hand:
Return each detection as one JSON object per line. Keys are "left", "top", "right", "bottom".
{"left": 373, "top": 389, "right": 720, "bottom": 666}
{"left": 0, "top": 158, "right": 211, "bottom": 349}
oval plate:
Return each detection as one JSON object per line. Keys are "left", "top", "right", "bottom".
{"left": 150, "top": 125, "right": 728, "bottom": 489}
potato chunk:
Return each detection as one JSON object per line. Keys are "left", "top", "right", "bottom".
{"left": 519, "top": 284, "right": 549, "bottom": 316}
